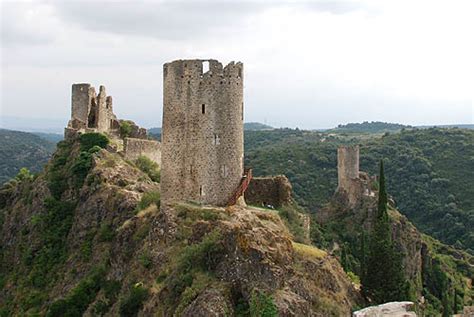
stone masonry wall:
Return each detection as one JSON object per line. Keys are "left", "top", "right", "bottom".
{"left": 245, "top": 176, "right": 292, "bottom": 208}
{"left": 123, "top": 138, "right": 161, "bottom": 166}
{"left": 160, "top": 59, "right": 244, "bottom": 206}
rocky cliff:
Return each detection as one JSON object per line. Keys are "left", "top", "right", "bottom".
{"left": 0, "top": 135, "right": 362, "bottom": 316}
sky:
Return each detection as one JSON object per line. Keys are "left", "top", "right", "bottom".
{"left": 1, "top": 0, "right": 473, "bottom": 131}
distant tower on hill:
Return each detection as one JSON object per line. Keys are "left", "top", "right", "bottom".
{"left": 337, "top": 145, "right": 360, "bottom": 192}
{"left": 160, "top": 59, "right": 244, "bottom": 206}
{"left": 337, "top": 145, "right": 362, "bottom": 207}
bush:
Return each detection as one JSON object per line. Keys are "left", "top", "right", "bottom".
{"left": 119, "top": 284, "right": 149, "bottom": 317}
{"left": 249, "top": 290, "right": 278, "bottom": 317}
{"left": 138, "top": 252, "right": 152, "bottom": 269}
{"left": 71, "top": 151, "right": 92, "bottom": 187}
{"left": 176, "top": 230, "right": 223, "bottom": 273}
{"left": 47, "top": 266, "right": 106, "bottom": 317}
{"left": 135, "top": 156, "right": 160, "bottom": 182}
{"left": 88, "top": 145, "right": 103, "bottom": 154}
{"left": 137, "top": 191, "right": 160, "bottom": 211}
{"left": 98, "top": 223, "right": 115, "bottom": 242}
{"left": 79, "top": 133, "right": 109, "bottom": 152}
{"left": 15, "top": 167, "right": 34, "bottom": 182}
{"left": 119, "top": 121, "right": 133, "bottom": 138}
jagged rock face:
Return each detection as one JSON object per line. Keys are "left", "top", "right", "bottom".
{"left": 0, "top": 141, "right": 361, "bottom": 316}
{"left": 353, "top": 301, "right": 416, "bottom": 317}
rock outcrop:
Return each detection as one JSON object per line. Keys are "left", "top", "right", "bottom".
{"left": 353, "top": 301, "right": 416, "bottom": 317}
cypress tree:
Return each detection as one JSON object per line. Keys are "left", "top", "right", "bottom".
{"left": 362, "top": 160, "right": 407, "bottom": 303}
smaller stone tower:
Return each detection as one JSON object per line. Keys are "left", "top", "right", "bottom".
{"left": 66, "top": 83, "right": 120, "bottom": 138}
{"left": 337, "top": 145, "right": 362, "bottom": 207}
{"left": 337, "top": 145, "right": 360, "bottom": 191}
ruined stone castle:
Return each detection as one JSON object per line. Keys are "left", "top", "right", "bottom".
{"left": 160, "top": 59, "right": 244, "bottom": 206}
{"left": 337, "top": 145, "right": 375, "bottom": 207}
{"left": 65, "top": 83, "right": 160, "bottom": 166}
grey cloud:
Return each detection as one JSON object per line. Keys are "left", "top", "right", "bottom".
{"left": 51, "top": 0, "right": 368, "bottom": 41}
{"left": 1, "top": 2, "right": 55, "bottom": 46}
{"left": 51, "top": 1, "right": 267, "bottom": 40}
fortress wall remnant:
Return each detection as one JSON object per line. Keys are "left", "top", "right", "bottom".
{"left": 245, "top": 176, "right": 292, "bottom": 208}
{"left": 160, "top": 59, "right": 244, "bottom": 206}
{"left": 123, "top": 138, "right": 161, "bottom": 166}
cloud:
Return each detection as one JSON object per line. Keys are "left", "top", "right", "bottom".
{"left": 51, "top": 0, "right": 268, "bottom": 41}
{"left": 1, "top": 0, "right": 472, "bottom": 129}
{"left": 0, "top": 1, "right": 58, "bottom": 46}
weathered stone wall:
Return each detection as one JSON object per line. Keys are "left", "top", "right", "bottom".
{"left": 160, "top": 59, "right": 244, "bottom": 206}
{"left": 123, "top": 138, "right": 161, "bottom": 166}
{"left": 245, "top": 176, "right": 292, "bottom": 208}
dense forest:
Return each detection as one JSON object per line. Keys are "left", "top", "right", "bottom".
{"left": 328, "top": 121, "right": 411, "bottom": 133}
{"left": 0, "top": 129, "right": 56, "bottom": 184}
{"left": 245, "top": 127, "right": 474, "bottom": 253}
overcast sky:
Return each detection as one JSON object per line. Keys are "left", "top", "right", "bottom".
{"left": 1, "top": 0, "right": 473, "bottom": 131}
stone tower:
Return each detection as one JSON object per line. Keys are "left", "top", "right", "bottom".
{"left": 337, "top": 145, "right": 361, "bottom": 206}
{"left": 160, "top": 59, "right": 244, "bottom": 206}
{"left": 337, "top": 145, "right": 360, "bottom": 191}
{"left": 66, "top": 83, "right": 118, "bottom": 137}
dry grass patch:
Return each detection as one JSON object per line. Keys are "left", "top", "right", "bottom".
{"left": 292, "top": 242, "right": 327, "bottom": 259}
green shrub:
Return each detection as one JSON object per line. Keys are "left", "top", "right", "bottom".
{"left": 79, "top": 133, "right": 109, "bottom": 152}
{"left": 163, "top": 230, "right": 223, "bottom": 308}
{"left": 176, "top": 230, "right": 223, "bottom": 273}
{"left": 138, "top": 252, "right": 152, "bottom": 269}
{"left": 47, "top": 266, "right": 106, "bottom": 317}
{"left": 119, "top": 284, "right": 149, "bottom": 317}
{"left": 119, "top": 121, "right": 133, "bottom": 138}
{"left": 93, "top": 280, "right": 121, "bottom": 316}
{"left": 47, "top": 141, "right": 73, "bottom": 199}
{"left": 71, "top": 151, "right": 92, "bottom": 187}
{"left": 137, "top": 191, "right": 160, "bottom": 211}
{"left": 249, "top": 290, "right": 278, "bottom": 317}
{"left": 88, "top": 145, "right": 103, "bottom": 154}
{"left": 98, "top": 223, "right": 115, "bottom": 242}
{"left": 135, "top": 156, "right": 160, "bottom": 182}
{"left": 15, "top": 168, "right": 34, "bottom": 182}
{"left": 174, "top": 273, "right": 211, "bottom": 315}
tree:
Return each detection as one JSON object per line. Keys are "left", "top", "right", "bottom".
{"left": 362, "top": 160, "right": 408, "bottom": 303}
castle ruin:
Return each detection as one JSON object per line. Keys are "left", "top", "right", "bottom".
{"left": 65, "top": 83, "right": 161, "bottom": 167}
{"left": 160, "top": 59, "right": 244, "bottom": 206}
{"left": 66, "top": 84, "right": 121, "bottom": 138}
{"left": 337, "top": 145, "right": 375, "bottom": 207}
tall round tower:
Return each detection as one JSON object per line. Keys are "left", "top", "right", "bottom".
{"left": 161, "top": 59, "right": 244, "bottom": 206}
